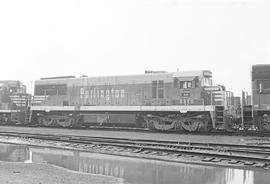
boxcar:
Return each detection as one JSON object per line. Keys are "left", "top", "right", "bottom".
{"left": 252, "top": 64, "right": 270, "bottom": 131}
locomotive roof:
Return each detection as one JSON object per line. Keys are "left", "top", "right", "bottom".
{"left": 0, "top": 80, "right": 22, "bottom": 87}
{"left": 252, "top": 64, "right": 270, "bottom": 71}
{"left": 35, "top": 70, "right": 211, "bottom": 86}
{"left": 252, "top": 64, "right": 270, "bottom": 80}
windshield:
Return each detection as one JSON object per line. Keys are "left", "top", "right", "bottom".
{"left": 201, "top": 77, "right": 213, "bottom": 87}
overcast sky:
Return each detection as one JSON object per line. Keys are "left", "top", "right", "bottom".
{"left": 0, "top": 0, "right": 269, "bottom": 96}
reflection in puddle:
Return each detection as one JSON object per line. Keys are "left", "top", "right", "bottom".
{"left": 0, "top": 143, "right": 269, "bottom": 184}
{"left": 0, "top": 143, "right": 28, "bottom": 162}
{"left": 226, "top": 169, "right": 254, "bottom": 184}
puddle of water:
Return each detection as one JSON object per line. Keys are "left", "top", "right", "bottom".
{"left": 0, "top": 142, "right": 269, "bottom": 184}
{"left": 0, "top": 143, "right": 28, "bottom": 162}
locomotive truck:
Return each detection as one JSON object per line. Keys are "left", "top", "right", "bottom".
{"left": 30, "top": 70, "right": 231, "bottom": 132}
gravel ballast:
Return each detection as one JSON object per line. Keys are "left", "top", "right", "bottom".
{"left": 1, "top": 126, "right": 270, "bottom": 145}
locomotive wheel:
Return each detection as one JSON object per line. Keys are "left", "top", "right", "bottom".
{"left": 180, "top": 118, "right": 203, "bottom": 132}
{"left": 38, "top": 117, "right": 54, "bottom": 127}
{"left": 97, "top": 116, "right": 108, "bottom": 125}
{"left": 262, "top": 117, "right": 270, "bottom": 131}
{"left": 262, "top": 123, "right": 270, "bottom": 131}
{"left": 174, "top": 120, "right": 183, "bottom": 131}
{"left": 155, "top": 120, "right": 177, "bottom": 131}
{"left": 258, "top": 114, "right": 270, "bottom": 131}
{"left": 141, "top": 121, "right": 149, "bottom": 128}
{"left": 148, "top": 120, "right": 156, "bottom": 130}
{"left": 56, "top": 117, "right": 74, "bottom": 128}
{"left": 197, "top": 119, "right": 211, "bottom": 132}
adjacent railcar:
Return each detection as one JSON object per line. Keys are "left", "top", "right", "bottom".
{"left": 252, "top": 64, "right": 270, "bottom": 131}
{"left": 0, "top": 80, "right": 29, "bottom": 124}
{"left": 31, "top": 70, "right": 227, "bottom": 132}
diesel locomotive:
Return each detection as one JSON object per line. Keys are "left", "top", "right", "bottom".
{"left": 0, "top": 81, "right": 30, "bottom": 124}
{"left": 30, "top": 70, "right": 231, "bottom": 132}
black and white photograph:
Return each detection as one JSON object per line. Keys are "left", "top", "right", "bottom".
{"left": 0, "top": 0, "right": 270, "bottom": 183}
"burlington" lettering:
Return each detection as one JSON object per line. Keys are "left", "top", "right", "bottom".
{"left": 80, "top": 88, "right": 125, "bottom": 100}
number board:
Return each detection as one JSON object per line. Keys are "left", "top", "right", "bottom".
{"left": 181, "top": 93, "right": 190, "bottom": 97}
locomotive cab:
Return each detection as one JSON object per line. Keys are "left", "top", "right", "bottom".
{"left": 172, "top": 70, "right": 213, "bottom": 106}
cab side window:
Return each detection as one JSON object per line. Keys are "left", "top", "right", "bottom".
{"left": 180, "top": 81, "right": 192, "bottom": 89}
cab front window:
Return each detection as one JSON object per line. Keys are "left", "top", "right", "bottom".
{"left": 201, "top": 77, "right": 213, "bottom": 87}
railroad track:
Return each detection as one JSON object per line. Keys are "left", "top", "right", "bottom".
{"left": 3, "top": 123, "right": 270, "bottom": 137}
{"left": 0, "top": 131, "right": 270, "bottom": 169}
